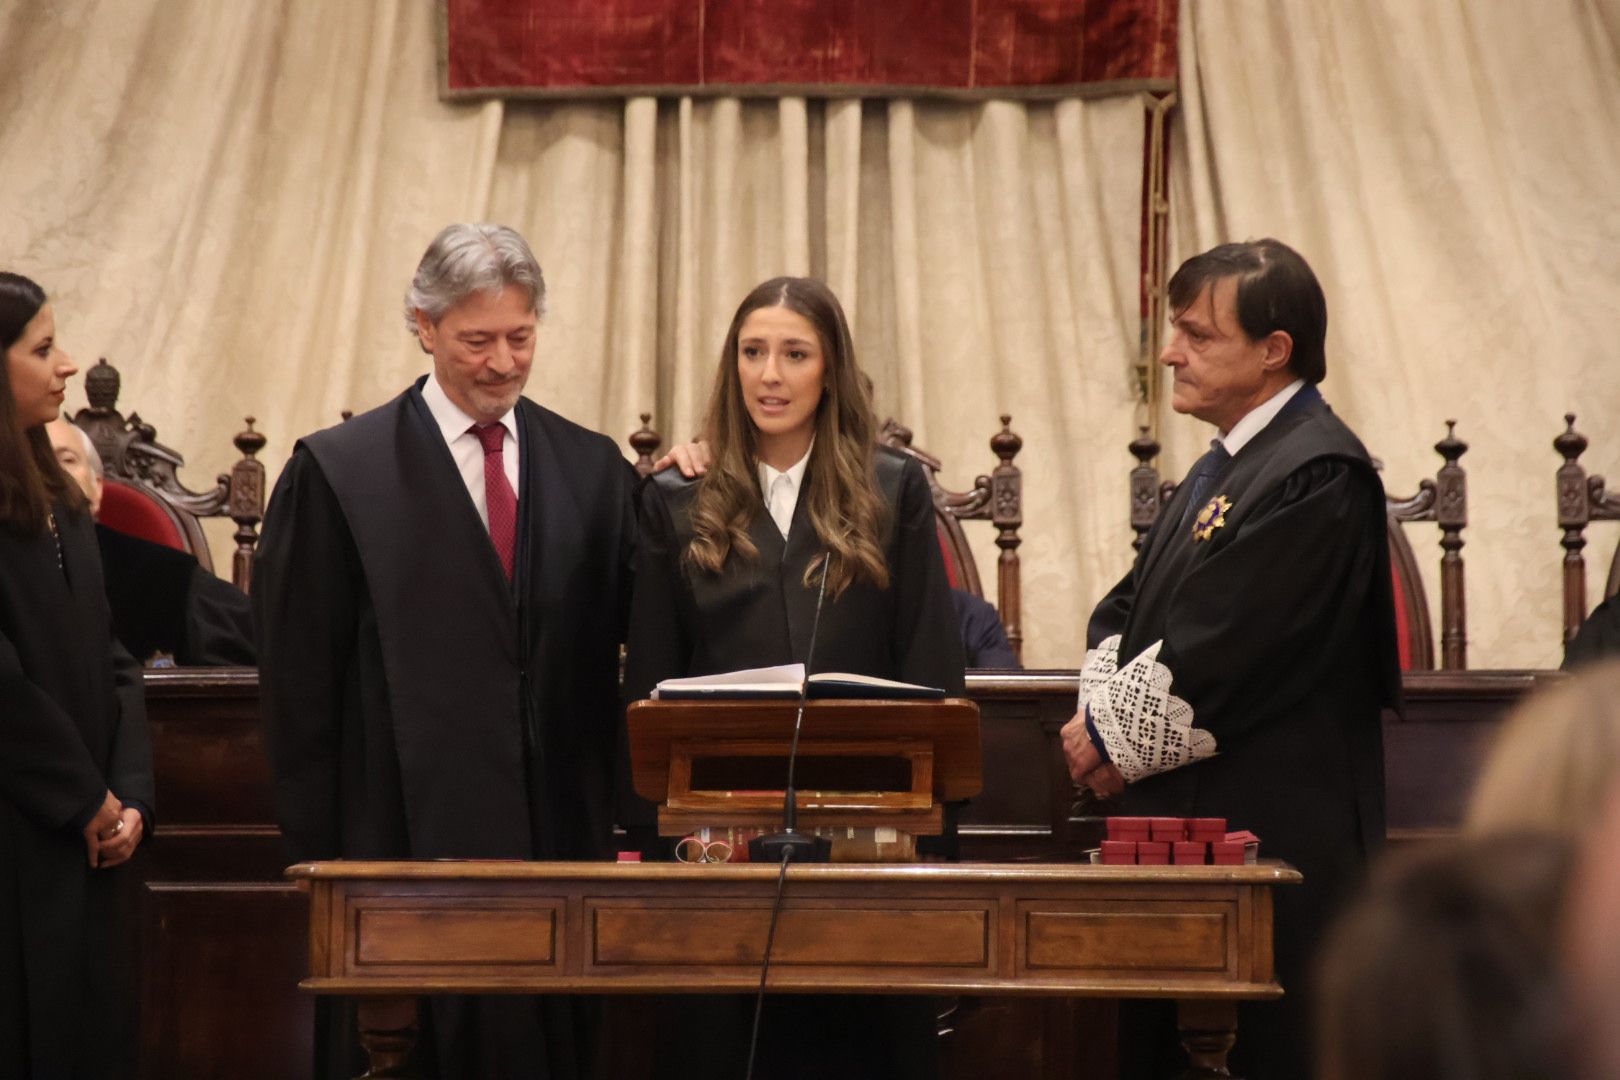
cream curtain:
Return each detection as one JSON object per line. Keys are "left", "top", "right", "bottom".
{"left": 10, "top": 0, "right": 1610, "bottom": 670}
{"left": 1166, "top": 0, "right": 1620, "bottom": 669}
{"left": 0, "top": 0, "right": 1145, "bottom": 668}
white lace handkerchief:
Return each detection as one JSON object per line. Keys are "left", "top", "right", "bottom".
{"left": 1081, "top": 638, "right": 1217, "bottom": 782}
{"left": 1077, "top": 635, "right": 1121, "bottom": 708}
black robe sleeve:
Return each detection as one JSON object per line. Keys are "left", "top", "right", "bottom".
{"left": 622, "top": 475, "right": 694, "bottom": 704}
{"left": 0, "top": 625, "right": 107, "bottom": 830}
{"left": 252, "top": 447, "right": 361, "bottom": 862}
{"left": 105, "top": 634, "right": 155, "bottom": 828}
{"left": 182, "top": 567, "right": 256, "bottom": 666}
{"left": 891, "top": 458, "right": 967, "bottom": 694}
{"left": 1087, "top": 567, "right": 1136, "bottom": 647}
{"left": 1084, "top": 459, "right": 1386, "bottom": 779}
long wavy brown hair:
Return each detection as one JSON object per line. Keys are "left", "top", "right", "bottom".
{"left": 686, "top": 277, "right": 888, "bottom": 598}
{"left": 1, "top": 272, "right": 82, "bottom": 534}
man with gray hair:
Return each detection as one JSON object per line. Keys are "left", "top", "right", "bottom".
{"left": 255, "top": 223, "right": 638, "bottom": 1079}
{"left": 45, "top": 417, "right": 254, "bottom": 666}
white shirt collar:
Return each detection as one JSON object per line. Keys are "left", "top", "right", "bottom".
{"left": 419, "top": 371, "right": 518, "bottom": 446}
{"left": 756, "top": 443, "right": 812, "bottom": 539}
{"left": 1219, "top": 378, "right": 1306, "bottom": 457}
{"left": 757, "top": 446, "right": 812, "bottom": 492}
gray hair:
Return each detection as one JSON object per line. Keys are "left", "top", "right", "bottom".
{"left": 64, "top": 419, "right": 104, "bottom": 478}
{"left": 403, "top": 223, "right": 546, "bottom": 335}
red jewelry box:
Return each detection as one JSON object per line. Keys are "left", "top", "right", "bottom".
{"left": 1136, "top": 840, "right": 1171, "bottom": 865}
{"left": 1100, "top": 840, "right": 1137, "bottom": 865}
{"left": 1187, "top": 818, "right": 1227, "bottom": 843}
{"left": 1209, "top": 841, "right": 1246, "bottom": 866}
{"left": 1172, "top": 841, "right": 1207, "bottom": 866}
{"left": 1106, "top": 817, "right": 1152, "bottom": 842}
{"left": 1149, "top": 817, "right": 1186, "bottom": 842}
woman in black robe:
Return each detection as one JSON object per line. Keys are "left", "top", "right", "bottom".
{"left": 0, "top": 272, "right": 154, "bottom": 1078}
{"left": 623, "top": 276, "right": 964, "bottom": 1080}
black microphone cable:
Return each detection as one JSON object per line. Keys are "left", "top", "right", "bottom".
{"left": 743, "top": 557, "right": 829, "bottom": 1080}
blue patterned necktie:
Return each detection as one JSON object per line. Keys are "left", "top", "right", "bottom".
{"left": 1178, "top": 440, "right": 1232, "bottom": 532}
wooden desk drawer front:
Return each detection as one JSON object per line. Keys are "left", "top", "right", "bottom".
{"left": 588, "top": 899, "right": 992, "bottom": 971}
{"left": 1018, "top": 900, "right": 1236, "bottom": 979}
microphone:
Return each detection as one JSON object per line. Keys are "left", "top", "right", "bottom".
{"left": 748, "top": 557, "right": 833, "bottom": 864}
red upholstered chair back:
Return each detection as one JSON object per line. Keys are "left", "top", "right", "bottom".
{"left": 99, "top": 479, "right": 198, "bottom": 556}
{"left": 1386, "top": 526, "right": 1432, "bottom": 671}
{"left": 625, "top": 411, "right": 1026, "bottom": 661}
{"left": 69, "top": 358, "right": 267, "bottom": 591}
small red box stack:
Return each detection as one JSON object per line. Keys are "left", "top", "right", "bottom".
{"left": 1100, "top": 840, "right": 1136, "bottom": 865}
{"left": 1149, "top": 817, "right": 1185, "bottom": 842}
{"left": 1106, "top": 818, "right": 1152, "bottom": 843}
{"left": 1211, "top": 829, "right": 1261, "bottom": 865}
{"left": 1135, "top": 841, "right": 1171, "bottom": 865}
{"left": 1101, "top": 817, "right": 1259, "bottom": 866}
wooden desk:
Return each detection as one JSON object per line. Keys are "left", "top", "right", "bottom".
{"left": 291, "top": 859, "right": 1299, "bottom": 1078}
{"left": 137, "top": 667, "right": 1546, "bottom": 1078}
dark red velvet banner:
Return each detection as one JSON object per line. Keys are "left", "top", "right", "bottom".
{"left": 440, "top": 0, "right": 1176, "bottom": 100}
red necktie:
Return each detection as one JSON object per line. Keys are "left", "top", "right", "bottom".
{"left": 472, "top": 423, "right": 517, "bottom": 580}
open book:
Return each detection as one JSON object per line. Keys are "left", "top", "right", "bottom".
{"left": 652, "top": 663, "right": 946, "bottom": 700}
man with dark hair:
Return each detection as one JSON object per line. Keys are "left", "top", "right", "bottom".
{"left": 1061, "top": 238, "right": 1400, "bottom": 1078}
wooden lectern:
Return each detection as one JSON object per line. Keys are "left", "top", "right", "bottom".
{"left": 626, "top": 697, "right": 982, "bottom": 856}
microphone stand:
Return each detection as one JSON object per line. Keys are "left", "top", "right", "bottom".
{"left": 749, "top": 559, "right": 832, "bottom": 864}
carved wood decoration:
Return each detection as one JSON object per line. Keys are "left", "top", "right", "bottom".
{"left": 70, "top": 358, "right": 266, "bottom": 592}
{"left": 1128, "top": 426, "right": 1172, "bottom": 552}
{"left": 1125, "top": 420, "right": 1469, "bottom": 669}
{"left": 1555, "top": 414, "right": 1620, "bottom": 645}
{"left": 627, "top": 412, "right": 661, "bottom": 477}
{"left": 627, "top": 413, "right": 1025, "bottom": 661}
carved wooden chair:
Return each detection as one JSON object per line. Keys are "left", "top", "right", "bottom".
{"left": 626, "top": 413, "right": 1026, "bottom": 661}
{"left": 1554, "top": 414, "right": 1620, "bottom": 646}
{"left": 1125, "top": 420, "right": 1469, "bottom": 670}
{"left": 69, "top": 358, "right": 267, "bottom": 592}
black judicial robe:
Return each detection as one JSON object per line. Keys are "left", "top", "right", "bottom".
{"left": 624, "top": 446, "right": 965, "bottom": 702}
{"left": 1, "top": 503, "right": 154, "bottom": 1079}
{"left": 1087, "top": 388, "right": 1399, "bottom": 1080}
{"left": 1565, "top": 594, "right": 1620, "bottom": 669}
{"left": 96, "top": 524, "right": 255, "bottom": 666}
{"left": 621, "top": 447, "right": 964, "bottom": 1080}
{"left": 254, "top": 381, "right": 637, "bottom": 1079}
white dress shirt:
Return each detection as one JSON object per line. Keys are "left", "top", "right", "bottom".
{"left": 756, "top": 445, "right": 812, "bottom": 539}
{"left": 1220, "top": 378, "right": 1306, "bottom": 457}
{"left": 419, "top": 373, "right": 520, "bottom": 529}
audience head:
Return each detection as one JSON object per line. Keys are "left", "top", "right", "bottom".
{"left": 404, "top": 224, "right": 545, "bottom": 423}
{"left": 1465, "top": 659, "right": 1620, "bottom": 835}
{"left": 1, "top": 272, "right": 83, "bottom": 530}
{"left": 1562, "top": 783, "right": 1620, "bottom": 1079}
{"left": 1162, "top": 239, "right": 1326, "bottom": 431}
{"left": 46, "top": 417, "right": 103, "bottom": 517}
{"left": 688, "top": 276, "right": 887, "bottom": 598}
{"left": 1316, "top": 832, "right": 1574, "bottom": 1080}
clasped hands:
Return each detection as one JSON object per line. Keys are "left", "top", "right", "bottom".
{"left": 1059, "top": 711, "right": 1126, "bottom": 799}
{"left": 82, "top": 789, "right": 144, "bottom": 869}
